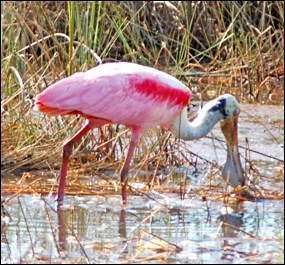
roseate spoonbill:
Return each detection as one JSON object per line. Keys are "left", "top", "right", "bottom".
{"left": 34, "top": 62, "right": 245, "bottom": 204}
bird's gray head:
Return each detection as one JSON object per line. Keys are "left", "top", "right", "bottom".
{"left": 212, "top": 94, "right": 244, "bottom": 187}
{"left": 208, "top": 94, "right": 240, "bottom": 119}
{"left": 199, "top": 94, "right": 244, "bottom": 186}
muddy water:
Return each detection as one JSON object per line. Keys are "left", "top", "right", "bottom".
{"left": 1, "top": 104, "right": 284, "bottom": 264}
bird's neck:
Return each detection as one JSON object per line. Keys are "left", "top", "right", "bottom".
{"left": 168, "top": 104, "right": 224, "bottom": 140}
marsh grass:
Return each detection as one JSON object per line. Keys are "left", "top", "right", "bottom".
{"left": 1, "top": 1, "right": 284, "bottom": 197}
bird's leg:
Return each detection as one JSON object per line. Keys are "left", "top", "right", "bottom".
{"left": 120, "top": 128, "right": 143, "bottom": 205}
{"left": 55, "top": 121, "right": 92, "bottom": 201}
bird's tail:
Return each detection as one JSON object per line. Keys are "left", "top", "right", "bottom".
{"left": 33, "top": 100, "right": 71, "bottom": 116}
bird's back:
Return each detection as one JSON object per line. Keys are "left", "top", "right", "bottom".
{"left": 34, "top": 62, "right": 190, "bottom": 128}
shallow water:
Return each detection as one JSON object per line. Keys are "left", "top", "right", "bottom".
{"left": 1, "top": 194, "right": 284, "bottom": 264}
{"left": 1, "top": 104, "right": 284, "bottom": 264}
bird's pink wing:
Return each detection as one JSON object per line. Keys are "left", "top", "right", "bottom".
{"left": 34, "top": 63, "right": 190, "bottom": 128}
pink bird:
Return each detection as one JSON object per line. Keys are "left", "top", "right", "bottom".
{"left": 34, "top": 62, "right": 245, "bottom": 204}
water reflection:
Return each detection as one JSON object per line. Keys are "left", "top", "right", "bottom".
{"left": 1, "top": 194, "right": 284, "bottom": 263}
{"left": 57, "top": 204, "right": 67, "bottom": 253}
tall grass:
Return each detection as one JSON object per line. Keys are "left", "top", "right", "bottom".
{"left": 1, "top": 1, "right": 284, "bottom": 178}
